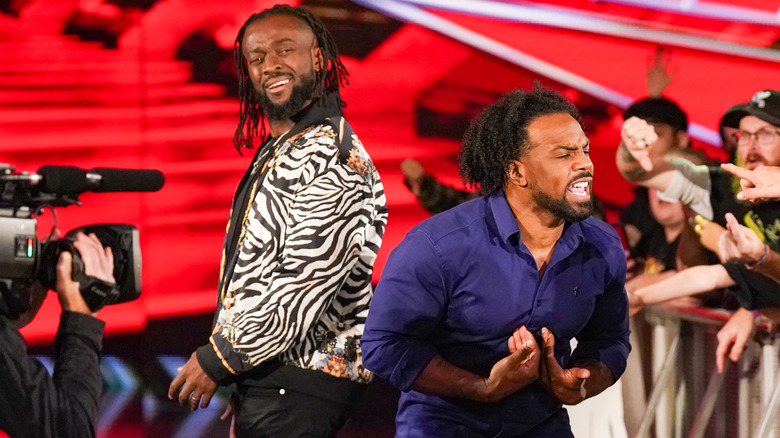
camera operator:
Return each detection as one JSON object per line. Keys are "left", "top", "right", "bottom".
{"left": 0, "top": 233, "right": 115, "bottom": 438}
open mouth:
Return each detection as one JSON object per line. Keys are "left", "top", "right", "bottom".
{"left": 265, "top": 77, "right": 291, "bottom": 93}
{"left": 566, "top": 180, "right": 590, "bottom": 200}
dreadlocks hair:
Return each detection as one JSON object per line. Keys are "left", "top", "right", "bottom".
{"left": 458, "top": 84, "right": 583, "bottom": 194}
{"left": 232, "top": 4, "right": 350, "bottom": 153}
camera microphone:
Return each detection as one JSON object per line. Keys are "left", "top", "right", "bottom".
{"left": 37, "top": 166, "right": 165, "bottom": 194}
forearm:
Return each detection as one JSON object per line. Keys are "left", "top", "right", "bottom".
{"left": 570, "top": 358, "right": 615, "bottom": 400}
{"left": 53, "top": 312, "right": 105, "bottom": 438}
{"left": 616, "top": 141, "right": 649, "bottom": 182}
{"left": 635, "top": 265, "right": 732, "bottom": 305}
{"left": 749, "top": 249, "right": 780, "bottom": 285}
{"left": 411, "top": 355, "right": 493, "bottom": 403}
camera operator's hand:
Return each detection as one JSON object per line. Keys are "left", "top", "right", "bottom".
{"left": 56, "top": 233, "right": 114, "bottom": 316}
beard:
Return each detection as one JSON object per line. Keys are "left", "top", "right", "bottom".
{"left": 256, "top": 72, "right": 317, "bottom": 121}
{"left": 531, "top": 184, "right": 592, "bottom": 223}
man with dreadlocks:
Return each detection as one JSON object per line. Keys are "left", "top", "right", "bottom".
{"left": 362, "top": 86, "right": 630, "bottom": 437}
{"left": 168, "top": 5, "right": 387, "bottom": 437}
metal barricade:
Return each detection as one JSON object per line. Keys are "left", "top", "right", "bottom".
{"left": 635, "top": 305, "right": 780, "bottom": 438}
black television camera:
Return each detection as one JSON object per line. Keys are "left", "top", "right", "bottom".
{"left": 0, "top": 163, "right": 164, "bottom": 318}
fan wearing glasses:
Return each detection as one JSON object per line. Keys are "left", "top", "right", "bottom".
{"left": 616, "top": 89, "right": 780, "bottom": 371}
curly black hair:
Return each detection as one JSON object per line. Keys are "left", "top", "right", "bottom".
{"left": 459, "top": 85, "right": 583, "bottom": 194}
{"left": 232, "top": 4, "right": 349, "bottom": 152}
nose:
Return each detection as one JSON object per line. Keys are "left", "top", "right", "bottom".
{"left": 574, "top": 151, "right": 593, "bottom": 173}
{"left": 262, "top": 52, "right": 282, "bottom": 75}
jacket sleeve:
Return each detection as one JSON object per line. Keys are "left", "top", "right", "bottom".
{"left": 199, "top": 137, "right": 383, "bottom": 383}
{"left": 0, "top": 312, "right": 105, "bottom": 438}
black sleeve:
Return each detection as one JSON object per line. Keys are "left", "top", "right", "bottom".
{"left": 407, "top": 175, "right": 479, "bottom": 215}
{"left": 0, "top": 312, "right": 105, "bottom": 438}
{"left": 723, "top": 262, "right": 780, "bottom": 310}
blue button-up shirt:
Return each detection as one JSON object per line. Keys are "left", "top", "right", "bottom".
{"left": 363, "top": 188, "right": 630, "bottom": 437}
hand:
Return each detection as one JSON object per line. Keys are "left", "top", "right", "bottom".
{"left": 717, "top": 212, "right": 766, "bottom": 264}
{"left": 721, "top": 163, "right": 780, "bottom": 202}
{"left": 647, "top": 46, "right": 674, "bottom": 97}
{"left": 400, "top": 158, "right": 426, "bottom": 196}
{"left": 627, "top": 287, "right": 644, "bottom": 317}
{"left": 56, "top": 233, "right": 114, "bottom": 316}
{"left": 168, "top": 352, "right": 218, "bottom": 411}
{"left": 715, "top": 308, "right": 755, "bottom": 373}
{"left": 692, "top": 215, "right": 725, "bottom": 257}
{"left": 539, "top": 327, "right": 590, "bottom": 405}
{"left": 621, "top": 117, "right": 659, "bottom": 172}
{"left": 221, "top": 403, "right": 237, "bottom": 438}
{"left": 482, "top": 326, "right": 540, "bottom": 402}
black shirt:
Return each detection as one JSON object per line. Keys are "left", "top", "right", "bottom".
{"left": 0, "top": 312, "right": 104, "bottom": 438}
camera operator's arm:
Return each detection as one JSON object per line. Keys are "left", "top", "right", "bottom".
{"left": 51, "top": 233, "right": 113, "bottom": 438}
{"left": 0, "top": 233, "right": 113, "bottom": 438}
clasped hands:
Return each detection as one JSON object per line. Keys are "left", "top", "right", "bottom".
{"left": 483, "top": 326, "right": 589, "bottom": 405}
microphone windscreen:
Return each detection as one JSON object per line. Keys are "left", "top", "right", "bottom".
{"left": 38, "top": 165, "right": 88, "bottom": 194}
{"left": 91, "top": 168, "right": 165, "bottom": 192}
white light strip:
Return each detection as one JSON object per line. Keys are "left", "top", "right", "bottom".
{"left": 354, "top": 0, "right": 722, "bottom": 145}
{"left": 600, "top": 0, "right": 780, "bottom": 26}
{"left": 390, "top": 0, "right": 780, "bottom": 63}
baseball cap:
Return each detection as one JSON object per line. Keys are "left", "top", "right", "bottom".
{"left": 723, "top": 90, "right": 780, "bottom": 128}
{"left": 623, "top": 96, "right": 688, "bottom": 132}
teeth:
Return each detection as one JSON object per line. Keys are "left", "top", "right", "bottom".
{"left": 570, "top": 182, "right": 588, "bottom": 188}
{"left": 268, "top": 79, "right": 290, "bottom": 88}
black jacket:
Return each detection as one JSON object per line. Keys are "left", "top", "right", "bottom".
{"left": 0, "top": 312, "right": 104, "bottom": 438}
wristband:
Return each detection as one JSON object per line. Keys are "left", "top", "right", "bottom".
{"left": 746, "top": 244, "right": 769, "bottom": 270}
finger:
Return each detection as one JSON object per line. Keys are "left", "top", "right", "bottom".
{"left": 738, "top": 187, "right": 763, "bottom": 202}
{"left": 57, "top": 251, "right": 73, "bottom": 280}
{"left": 190, "top": 393, "right": 201, "bottom": 410}
{"left": 508, "top": 334, "right": 517, "bottom": 353}
{"left": 638, "top": 156, "right": 654, "bottom": 172}
{"left": 201, "top": 391, "right": 215, "bottom": 409}
{"left": 721, "top": 163, "right": 752, "bottom": 180}
{"left": 730, "top": 330, "right": 751, "bottom": 363}
{"left": 179, "top": 385, "right": 193, "bottom": 406}
{"left": 724, "top": 213, "right": 739, "bottom": 231}
{"left": 220, "top": 404, "right": 234, "bottom": 421}
{"left": 715, "top": 335, "right": 732, "bottom": 374}
{"left": 513, "top": 339, "right": 537, "bottom": 363}
{"left": 168, "top": 374, "right": 184, "bottom": 399}
{"left": 541, "top": 328, "right": 559, "bottom": 365}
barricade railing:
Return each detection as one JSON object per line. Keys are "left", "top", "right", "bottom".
{"left": 636, "top": 305, "right": 779, "bottom": 438}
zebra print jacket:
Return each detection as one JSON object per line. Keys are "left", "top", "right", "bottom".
{"left": 197, "top": 95, "right": 387, "bottom": 386}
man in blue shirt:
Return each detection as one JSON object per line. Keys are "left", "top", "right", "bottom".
{"left": 362, "top": 86, "right": 631, "bottom": 437}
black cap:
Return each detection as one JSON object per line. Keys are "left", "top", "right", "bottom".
{"left": 723, "top": 90, "right": 780, "bottom": 128}
{"left": 623, "top": 96, "right": 688, "bottom": 132}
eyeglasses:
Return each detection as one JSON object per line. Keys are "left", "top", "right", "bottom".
{"left": 736, "top": 128, "right": 780, "bottom": 146}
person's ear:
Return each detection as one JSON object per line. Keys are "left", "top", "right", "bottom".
{"left": 312, "top": 46, "right": 324, "bottom": 72}
{"left": 676, "top": 130, "right": 690, "bottom": 149}
{"left": 507, "top": 160, "right": 528, "bottom": 187}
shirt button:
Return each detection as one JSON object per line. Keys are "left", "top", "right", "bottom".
{"left": 279, "top": 389, "right": 286, "bottom": 395}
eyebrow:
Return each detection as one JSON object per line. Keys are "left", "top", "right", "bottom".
{"left": 246, "top": 38, "right": 297, "bottom": 52}
{"left": 552, "top": 140, "right": 590, "bottom": 151}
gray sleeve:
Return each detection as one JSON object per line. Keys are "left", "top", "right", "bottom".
{"left": 657, "top": 157, "right": 714, "bottom": 220}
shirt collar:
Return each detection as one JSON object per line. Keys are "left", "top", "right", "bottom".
{"left": 489, "top": 188, "right": 521, "bottom": 243}
{"left": 488, "top": 187, "right": 586, "bottom": 251}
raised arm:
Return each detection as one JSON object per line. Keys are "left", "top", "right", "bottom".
{"left": 615, "top": 116, "right": 676, "bottom": 191}
{"left": 719, "top": 212, "right": 780, "bottom": 283}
